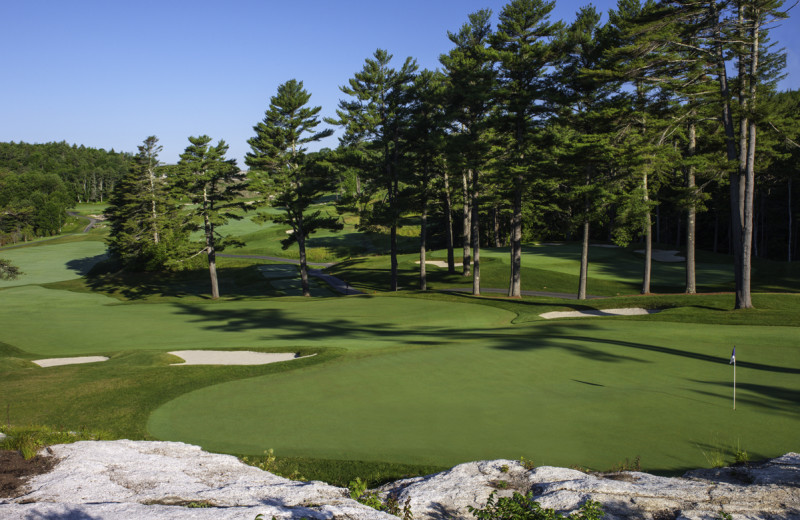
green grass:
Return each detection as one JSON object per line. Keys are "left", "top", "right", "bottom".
{"left": 0, "top": 240, "right": 108, "bottom": 288}
{"left": 1, "top": 217, "right": 798, "bottom": 485}
{"left": 330, "top": 243, "right": 800, "bottom": 296}
{"left": 148, "top": 314, "right": 800, "bottom": 473}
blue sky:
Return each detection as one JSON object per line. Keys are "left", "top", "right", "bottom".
{"left": 2, "top": 0, "right": 797, "bottom": 166}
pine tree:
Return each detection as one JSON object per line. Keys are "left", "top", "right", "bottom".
{"left": 326, "top": 50, "right": 418, "bottom": 291}
{"left": 441, "top": 10, "right": 497, "bottom": 295}
{"left": 554, "top": 5, "right": 621, "bottom": 300}
{"left": 247, "top": 79, "right": 340, "bottom": 297}
{"left": 177, "top": 135, "right": 246, "bottom": 299}
{"left": 406, "top": 69, "right": 448, "bottom": 290}
{"left": 106, "top": 136, "right": 187, "bottom": 270}
{"left": 491, "top": 0, "right": 564, "bottom": 298}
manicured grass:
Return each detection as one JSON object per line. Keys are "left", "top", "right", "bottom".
{"left": 0, "top": 341, "right": 336, "bottom": 439}
{"left": 148, "top": 316, "right": 800, "bottom": 474}
{"left": 2, "top": 223, "right": 798, "bottom": 485}
{"left": 0, "top": 286, "right": 515, "bottom": 357}
{"left": 0, "top": 241, "right": 107, "bottom": 288}
{"left": 327, "top": 244, "right": 737, "bottom": 296}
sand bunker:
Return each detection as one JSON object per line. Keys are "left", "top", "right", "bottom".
{"left": 540, "top": 308, "right": 660, "bottom": 320}
{"left": 414, "top": 260, "right": 464, "bottom": 268}
{"left": 33, "top": 356, "right": 109, "bottom": 368}
{"left": 169, "top": 350, "right": 313, "bottom": 366}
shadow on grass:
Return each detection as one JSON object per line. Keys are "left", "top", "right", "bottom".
{"left": 78, "top": 265, "right": 279, "bottom": 301}
{"left": 689, "top": 380, "right": 800, "bottom": 415}
{"left": 170, "top": 299, "right": 800, "bottom": 378}
{"left": 65, "top": 254, "right": 108, "bottom": 277}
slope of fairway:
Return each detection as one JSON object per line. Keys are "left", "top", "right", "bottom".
{"left": 0, "top": 241, "right": 107, "bottom": 288}
{"left": 0, "top": 287, "right": 515, "bottom": 357}
{"left": 148, "top": 319, "right": 800, "bottom": 473}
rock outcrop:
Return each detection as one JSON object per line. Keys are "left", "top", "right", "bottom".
{"left": 378, "top": 455, "right": 800, "bottom": 519}
{"left": 1, "top": 440, "right": 798, "bottom": 519}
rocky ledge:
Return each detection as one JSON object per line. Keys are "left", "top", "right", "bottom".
{"left": 1, "top": 440, "right": 798, "bottom": 519}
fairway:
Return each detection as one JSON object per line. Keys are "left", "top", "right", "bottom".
{"left": 0, "top": 241, "right": 107, "bottom": 288}
{"left": 148, "top": 319, "right": 800, "bottom": 473}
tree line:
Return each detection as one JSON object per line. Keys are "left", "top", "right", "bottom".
{"left": 76, "top": 0, "right": 800, "bottom": 309}
{"left": 317, "top": 0, "right": 798, "bottom": 308}
{"left": 0, "top": 141, "right": 131, "bottom": 245}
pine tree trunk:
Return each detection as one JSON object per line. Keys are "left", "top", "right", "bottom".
{"left": 642, "top": 172, "right": 652, "bottom": 294}
{"left": 508, "top": 180, "right": 522, "bottom": 298}
{"left": 296, "top": 212, "right": 310, "bottom": 297}
{"left": 390, "top": 155, "right": 399, "bottom": 292}
{"left": 443, "top": 169, "right": 455, "bottom": 273}
{"left": 578, "top": 218, "right": 589, "bottom": 300}
{"left": 735, "top": 7, "right": 759, "bottom": 310}
{"left": 205, "top": 227, "right": 219, "bottom": 299}
{"left": 713, "top": 2, "right": 745, "bottom": 306}
{"left": 150, "top": 163, "right": 160, "bottom": 245}
{"left": 493, "top": 206, "right": 501, "bottom": 247}
{"left": 789, "top": 178, "right": 793, "bottom": 262}
{"left": 471, "top": 169, "right": 480, "bottom": 296}
{"left": 203, "top": 188, "right": 219, "bottom": 300}
{"left": 462, "top": 170, "right": 471, "bottom": 277}
{"left": 686, "top": 120, "right": 697, "bottom": 294}
{"left": 420, "top": 188, "right": 428, "bottom": 292}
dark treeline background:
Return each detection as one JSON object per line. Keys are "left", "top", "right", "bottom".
{"left": 0, "top": 141, "right": 131, "bottom": 243}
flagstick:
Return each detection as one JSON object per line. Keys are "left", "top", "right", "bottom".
{"left": 733, "top": 359, "right": 736, "bottom": 410}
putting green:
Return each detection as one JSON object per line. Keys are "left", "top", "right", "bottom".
{"left": 148, "top": 319, "right": 800, "bottom": 473}
{"left": 0, "top": 241, "right": 107, "bottom": 288}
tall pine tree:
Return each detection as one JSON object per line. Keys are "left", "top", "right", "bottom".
{"left": 176, "top": 135, "right": 246, "bottom": 299}
{"left": 247, "top": 79, "right": 340, "bottom": 297}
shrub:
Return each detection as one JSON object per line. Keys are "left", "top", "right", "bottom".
{"left": 468, "top": 491, "right": 604, "bottom": 520}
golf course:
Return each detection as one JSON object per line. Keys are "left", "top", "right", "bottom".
{"left": 1, "top": 206, "right": 798, "bottom": 486}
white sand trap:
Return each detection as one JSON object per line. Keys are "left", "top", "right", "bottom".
{"left": 285, "top": 229, "right": 294, "bottom": 234}
{"left": 540, "top": 308, "right": 660, "bottom": 320}
{"left": 635, "top": 249, "right": 685, "bottom": 262}
{"left": 33, "top": 356, "right": 109, "bottom": 368}
{"left": 169, "top": 350, "right": 314, "bottom": 366}
{"left": 414, "top": 260, "right": 464, "bottom": 268}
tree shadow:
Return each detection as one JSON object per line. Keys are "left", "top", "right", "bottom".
{"left": 65, "top": 254, "right": 108, "bottom": 276}
{"left": 689, "top": 379, "right": 800, "bottom": 415}
{"left": 492, "top": 325, "right": 800, "bottom": 375}
{"left": 80, "top": 265, "right": 280, "bottom": 301}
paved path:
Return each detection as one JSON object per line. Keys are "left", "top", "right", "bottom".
{"left": 220, "top": 253, "right": 362, "bottom": 295}
{"left": 67, "top": 211, "right": 101, "bottom": 233}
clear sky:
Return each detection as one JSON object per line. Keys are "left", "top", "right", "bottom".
{"left": 2, "top": 0, "right": 797, "bottom": 166}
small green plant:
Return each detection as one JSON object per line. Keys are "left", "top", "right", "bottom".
{"left": 500, "top": 464, "right": 510, "bottom": 473}
{"left": 348, "top": 477, "right": 383, "bottom": 510}
{"left": 0, "top": 425, "right": 109, "bottom": 460}
{"left": 733, "top": 439, "right": 749, "bottom": 465}
{"left": 241, "top": 449, "right": 308, "bottom": 481}
{"left": 493, "top": 480, "right": 509, "bottom": 489}
{"left": 383, "top": 494, "right": 414, "bottom": 520}
{"left": 468, "top": 491, "right": 604, "bottom": 520}
{"left": 519, "top": 457, "right": 536, "bottom": 471}
{"left": 715, "top": 510, "right": 733, "bottom": 520}
{"left": 609, "top": 456, "right": 640, "bottom": 472}
{"left": 185, "top": 501, "right": 212, "bottom": 508}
